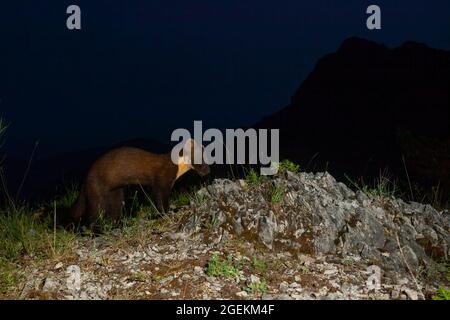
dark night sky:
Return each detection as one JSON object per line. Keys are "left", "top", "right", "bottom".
{"left": 1, "top": 1, "right": 449, "bottom": 158}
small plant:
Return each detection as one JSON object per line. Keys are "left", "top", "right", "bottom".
{"left": 95, "top": 209, "right": 116, "bottom": 234}
{"left": 138, "top": 204, "right": 160, "bottom": 217}
{"left": 299, "top": 265, "right": 310, "bottom": 274}
{"left": 128, "top": 271, "right": 148, "bottom": 282}
{"left": 0, "top": 263, "right": 19, "bottom": 295}
{"left": 423, "top": 260, "right": 450, "bottom": 282}
{"left": 368, "top": 174, "right": 397, "bottom": 198}
{"left": 432, "top": 287, "right": 450, "bottom": 300}
{"left": 192, "top": 191, "right": 207, "bottom": 206}
{"left": 244, "top": 279, "right": 267, "bottom": 294}
{"left": 170, "top": 185, "right": 208, "bottom": 208}
{"left": 251, "top": 255, "right": 268, "bottom": 272}
{"left": 345, "top": 171, "right": 398, "bottom": 199}
{"left": 120, "top": 215, "right": 144, "bottom": 239}
{"left": 271, "top": 185, "right": 284, "bottom": 204}
{"left": 278, "top": 159, "right": 300, "bottom": 173}
{"left": 126, "top": 190, "right": 140, "bottom": 216}
{"left": 204, "top": 212, "right": 221, "bottom": 230}
{"left": 343, "top": 258, "right": 355, "bottom": 266}
{"left": 245, "top": 168, "right": 264, "bottom": 185}
{"left": 51, "top": 184, "right": 79, "bottom": 209}
{"left": 424, "top": 183, "right": 449, "bottom": 211}
{"left": 136, "top": 185, "right": 162, "bottom": 215}
{"left": 171, "top": 191, "right": 191, "bottom": 207}
{"left": 206, "top": 254, "right": 240, "bottom": 278}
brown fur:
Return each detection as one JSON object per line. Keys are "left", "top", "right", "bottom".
{"left": 68, "top": 140, "right": 209, "bottom": 228}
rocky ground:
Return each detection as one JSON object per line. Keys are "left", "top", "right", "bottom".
{"left": 4, "top": 170, "right": 450, "bottom": 300}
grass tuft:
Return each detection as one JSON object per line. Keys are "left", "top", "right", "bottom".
{"left": 245, "top": 168, "right": 264, "bottom": 185}
{"left": 345, "top": 170, "right": 399, "bottom": 199}
{"left": 204, "top": 212, "right": 221, "bottom": 230}
{"left": 432, "top": 287, "right": 450, "bottom": 300}
{"left": 251, "top": 255, "right": 268, "bottom": 272}
{"left": 421, "top": 259, "right": 450, "bottom": 283}
{"left": 278, "top": 159, "right": 300, "bottom": 173}
{"left": 206, "top": 254, "right": 240, "bottom": 278}
{"left": 170, "top": 191, "right": 191, "bottom": 207}
{"left": 244, "top": 278, "right": 267, "bottom": 294}
{"left": 271, "top": 185, "right": 284, "bottom": 204}
{"left": 50, "top": 184, "right": 79, "bottom": 209}
{"left": 0, "top": 205, "right": 77, "bottom": 265}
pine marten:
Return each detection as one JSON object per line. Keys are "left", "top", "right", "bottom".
{"left": 67, "top": 138, "right": 210, "bottom": 228}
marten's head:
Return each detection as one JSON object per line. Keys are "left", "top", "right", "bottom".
{"left": 177, "top": 138, "right": 210, "bottom": 178}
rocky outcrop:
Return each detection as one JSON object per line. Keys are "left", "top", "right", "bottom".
{"left": 183, "top": 171, "right": 450, "bottom": 275}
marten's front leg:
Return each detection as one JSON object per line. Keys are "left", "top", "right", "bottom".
{"left": 153, "top": 188, "right": 170, "bottom": 213}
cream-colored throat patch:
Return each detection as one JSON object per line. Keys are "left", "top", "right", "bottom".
{"left": 176, "top": 157, "right": 193, "bottom": 180}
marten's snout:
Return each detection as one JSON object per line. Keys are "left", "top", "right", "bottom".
{"left": 196, "top": 164, "right": 210, "bottom": 176}
{"left": 184, "top": 139, "right": 210, "bottom": 177}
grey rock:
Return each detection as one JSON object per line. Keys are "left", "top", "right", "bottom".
{"left": 236, "top": 291, "right": 248, "bottom": 298}
{"left": 258, "top": 211, "right": 277, "bottom": 248}
{"left": 337, "top": 182, "right": 355, "bottom": 199}
{"left": 207, "top": 179, "right": 241, "bottom": 195}
{"left": 356, "top": 191, "right": 370, "bottom": 205}
{"left": 194, "top": 266, "right": 204, "bottom": 275}
{"left": 232, "top": 216, "right": 244, "bottom": 236}
{"left": 391, "top": 289, "right": 400, "bottom": 299}
{"left": 279, "top": 281, "right": 289, "bottom": 292}
{"left": 183, "top": 214, "right": 202, "bottom": 233}
{"left": 403, "top": 288, "right": 419, "bottom": 301}
{"left": 54, "top": 262, "right": 64, "bottom": 270}
{"left": 42, "top": 277, "right": 57, "bottom": 292}
{"left": 401, "top": 245, "right": 419, "bottom": 270}
{"left": 262, "top": 294, "right": 293, "bottom": 300}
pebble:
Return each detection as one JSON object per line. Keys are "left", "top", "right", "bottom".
{"left": 403, "top": 288, "right": 419, "bottom": 301}
{"left": 279, "top": 281, "right": 289, "bottom": 292}
{"left": 54, "top": 262, "right": 64, "bottom": 270}
{"left": 42, "top": 277, "right": 56, "bottom": 292}
{"left": 194, "top": 266, "right": 204, "bottom": 275}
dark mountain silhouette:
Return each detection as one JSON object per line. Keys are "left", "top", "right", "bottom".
{"left": 256, "top": 37, "right": 450, "bottom": 195}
